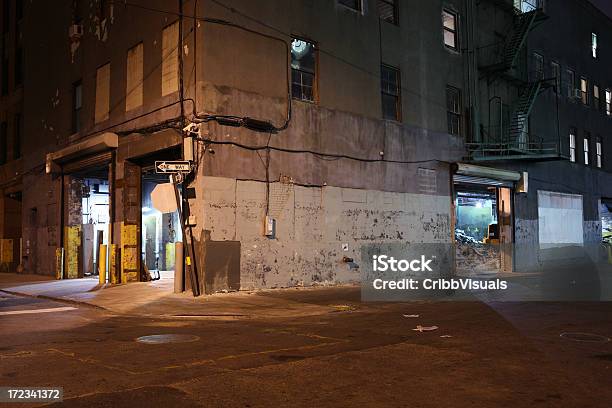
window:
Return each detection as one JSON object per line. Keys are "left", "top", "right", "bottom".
{"left": 592, "top": 33, "right": 598, "bottom": 59}
{"left": 569, "top": 128, "right": 576, "bottom": 162}
{"left": 378, "top": 0, "right": 398, "bottom": 25}
{"left": 596, "top": 139, "right": 602, "bottom": 168}
{"left": 0, "top": 122, "right": 6, "bottom": 165}
{"left": 594, "top": 85, "right": 600, "bottom": 110}
{"left": 381, "top": 65, "right": 401, "bottom": 121}
{"left": 162, "top": 21, "right": 179, "bottom": 96}
{"left": 126, "top": 42, "right": 144, "bottom": 111}
{"left": 13, "top": 113, "right": 20, "bottom": 159}
{"left": 580, "top": 77, "right": 588, "bottom": 105}
{"left": 95, "top": 63, "right": 110, "bottom": 124}
{"left": 291, "top": 38, "right": 316, "bottom": 102}
{"left": 446, "top": 86, "right": 461, "bottom": 136}
{"left": 551, "top": 61, "right": 560, "bottom": 95}
{"left": 566, "top": 69, "right": 575, "bottom": 99}
{"left": 606, "top": 89, "right": 611, "bottom": 116}
{"left": 533, "top": 53, "right": 544, "bottom": 80}
{"left": 442, "top": 10, "right": 458, "bottom": 51}
{"left": 338, "top": 0, "right": 361, "bottom": 11}
{"left": 583, "top": 135, "right": 590, "bottom": 165}
{"left": 72, "top": 80, "right": 82, "bottom": 133}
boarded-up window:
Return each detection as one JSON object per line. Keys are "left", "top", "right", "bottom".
{"left": 162, "top": 22, "right": 179, "bottom": 96}
{"left": 95, "top": 63, "right": 110, "bottom": 123}
{"left": 126, "top": 42, "right": 143, "bottom": 111}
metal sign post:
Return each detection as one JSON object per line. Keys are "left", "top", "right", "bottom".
{"left": 158, "top": 159, "right": 199, "bottom": 296}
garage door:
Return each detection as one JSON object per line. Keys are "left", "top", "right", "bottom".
{"left": 538, "top": 190, "right": 583, "bottom": 248}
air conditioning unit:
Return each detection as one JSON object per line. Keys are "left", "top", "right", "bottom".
{"left": 68, "top": 24, "right": 84, "bottom": 39}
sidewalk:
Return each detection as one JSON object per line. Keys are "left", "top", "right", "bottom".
{"left": 0, "top": 273, "right": 357, "bottom": 319}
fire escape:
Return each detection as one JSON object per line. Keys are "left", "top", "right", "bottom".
{"left": 467, "top": 0, "right": 558, "bottom": 161}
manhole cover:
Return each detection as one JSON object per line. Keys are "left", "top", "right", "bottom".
{"left": 136, "top": 334, "right": 200, "bottom": 344}
{"left": 560, "top": 332, "right": 611, "bottom": 343}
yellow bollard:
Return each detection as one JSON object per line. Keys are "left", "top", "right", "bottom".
{"left": 98, "top": 244, "right": 107, "bottom": 285}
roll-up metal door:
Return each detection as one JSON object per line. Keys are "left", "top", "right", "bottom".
{"left": 453, "top": 174, "right": 514, "bottom": 188}
{"left": 61, "top": 152, "right": 113, "bottom": 174}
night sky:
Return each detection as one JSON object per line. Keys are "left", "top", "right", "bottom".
{"left": 589, "top": 0, "right": 612, "bottom": 19}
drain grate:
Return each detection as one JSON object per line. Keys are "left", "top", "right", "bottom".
{"left": 136, "top": 334, "right": 200, "bottom": 344}
{"left": 560, "top": 332, "right": 611, "bottom": 343}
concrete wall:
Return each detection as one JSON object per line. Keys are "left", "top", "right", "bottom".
{"left": 191, "top": 176, "right": 451, "bottom": 289}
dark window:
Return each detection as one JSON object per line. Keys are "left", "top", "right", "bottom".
{"left": 2, "top": 0, "right": 9, "bottom": 34}
{"left": 72, "top": 80, "right": 83, "bottom": 133}
{"left": 0, "top": 122, "right": 7, "bottom": 165}
{"left": 13, "top": 113, "right": 20, "bottom": 159}
{"left": 378, "top": 0, "right": 398, "bottom": 25}
{"left": 338, "top": 0, "right": 361, "bottom": 11}
{"left": 446, "top": 86, "right": 461, "bottom": 136}
{"left": 533, "top": 53, "right": 543, "bottom": 80}
{"left": 442, "top": 10, "right": 458, "bottom": 50}
{"left": 550, "top": 61, "right": 560, "bottom": 95}
{"left": 594, "top": 85, "right": 600, "bottom": 110}
{"left": 381, "top": 65, "right": 401, "bottom": 121}
{"left": 291, "top": 38, "right": 316, "bottom": 102}
{"left": 566, "top": 69, "right": 575, "bottom": 100}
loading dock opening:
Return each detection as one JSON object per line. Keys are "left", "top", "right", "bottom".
{"left": 453, "top": 165, "right": 516, "bottom": 275}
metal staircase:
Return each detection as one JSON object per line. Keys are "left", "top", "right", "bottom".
{"left": 502, "top": 10, "right": 539, "bottom": 70}
{"left": 508, "top": 80, "right": 541, "bottom": 150}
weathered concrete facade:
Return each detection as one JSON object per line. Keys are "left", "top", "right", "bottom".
{"left": 1, "top": 0, "right": 610, "bottom": 288}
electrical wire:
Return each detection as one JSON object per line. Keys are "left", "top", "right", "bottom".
{"left": 196, "top": 136, "right": 450, "bottom": 165}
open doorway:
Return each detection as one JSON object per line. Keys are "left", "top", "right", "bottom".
{"left": 62, "top": 161, "right": 111, "bottom": 280}
{"left": 141, "top": 170, "right": 182, "bottom": 283}
{"left": 454, "top": 182, "right": 514, "bottom": 275}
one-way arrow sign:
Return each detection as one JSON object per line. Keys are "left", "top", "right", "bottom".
{"left": 155, "top": 160, "right": 191, "bottom": 173}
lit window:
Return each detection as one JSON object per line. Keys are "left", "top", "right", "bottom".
{"left": 580, "top": 77, "right": 588, "bottom": 105}
{"left": 606, "top": 89, "right": 611, "bottom": 116}
{"left": 596, "top": 140, "right": 602, "bottom": 168}
{"left": 551, "top": 61, "right": 560, "bottom": 95}
{"left": 592, "top": 33, "right": 598, "bottom": 59}
{"left": 442, "top": 10, "right": 458, "bottom": 51}
{"left": 378, "top": 0, "right": 398, "bottom": 25}
{"left": 584, "top": 136, "right": 590, "bottom": 166}
{"left": 446, "top": 86, "right": 461, "bottom": 136}
{"left": 381, "top": 65, "right": 401, "bottom": 121}
{"left": 569, "top": 129, "right": 576, "bottom": 162}
{"left": 291, "top": 38, "right": 316, "bottom": 102}
{"left": 594, "top": 85, "right": 600, "bottom": 109}
{"left": 338, "top": 0, "right": 361, "bottom": 12}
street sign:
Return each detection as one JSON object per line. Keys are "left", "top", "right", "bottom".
{"left": 155, "top": 161, "right": 191, "bottom": 174}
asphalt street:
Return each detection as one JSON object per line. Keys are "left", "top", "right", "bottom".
{"left": 1, "top": 289, "right": 611, "bottom": 407}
